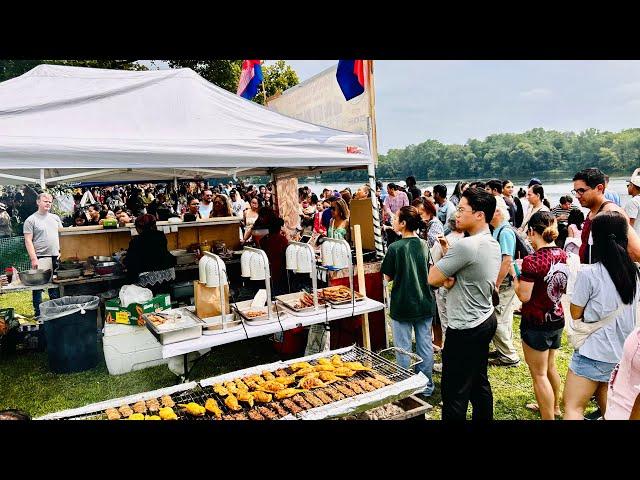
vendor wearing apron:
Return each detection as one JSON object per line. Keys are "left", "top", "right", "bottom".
{"left": 124, "top": 214, "right": 176, "bottom": 294}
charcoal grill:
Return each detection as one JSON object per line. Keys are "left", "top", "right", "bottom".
{"left": 37, "top": 345, "right": 427, "bottom": 420}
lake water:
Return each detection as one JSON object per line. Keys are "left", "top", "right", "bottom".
{"left": 301, "top": 176, "right": 632, "bottom": 209}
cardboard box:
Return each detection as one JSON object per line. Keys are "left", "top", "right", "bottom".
{"left": 105, "top": 294, "right": 171, "bottom": 326}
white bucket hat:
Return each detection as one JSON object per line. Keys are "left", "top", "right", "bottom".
{"left": 629, "top": 168, "right": 640, "bottom": 188}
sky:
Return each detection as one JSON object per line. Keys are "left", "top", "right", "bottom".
{"left": 141, "top": 60, "right": 640, "bottom": 155}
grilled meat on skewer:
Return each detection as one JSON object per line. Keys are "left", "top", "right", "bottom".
{"left": 345, "top": 381, "right": 365, "bottom": 395}
{"left": 335, "top": 383, "right": 357, "bottom": 397}
{"left": 105, "top": 408, "right": 121, "bottom": 420}
{"left": 303, "top": 392, "right": 324, "bottom": 408}
{"left": 322, "top": 387, "right": 345, "bottom": 401}
{"left": 355, "top": 379, "right": 376, "bottom": 392}
{"left": 161, "top": 395, "right": 175, "bottom": 408}
{"left": 292, "top": 394, "right": 313, "bottom": 410}
{"left": 281, "top": 398, "right": 303, "bottom": 415}
{"left": 313, "top": 390, "right": 333, "bottom": 404}
{"left": 257, "top": 405, "right": 279, "bottom": 420}
{"left": 118, "top": 405, "right": 133, "bottom": 418}
{"left": 365, "top": 378, "right": 385, "bottom": 389}
{"left": 268, "top": 402, "right": 289, "bottom": 417}
{"left": 247, "top": 409, "right": 266, "bottom": 421}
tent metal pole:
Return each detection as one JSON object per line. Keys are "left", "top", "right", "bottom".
{"left": 40, "top": 169, "right": 46, "bottom": 189}
{"left": 367, "top": 117, "right": 384, "bottom": 258}
{"left": 0, "top": 173, "right": 40, "bottom": 184}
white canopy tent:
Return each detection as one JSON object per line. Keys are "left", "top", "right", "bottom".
{"left": 0, "top": 64, "right": 372, "bottom": 186}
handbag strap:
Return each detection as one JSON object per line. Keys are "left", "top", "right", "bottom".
{"left": 572, "top": 303, "right": 622, "bottom": 331}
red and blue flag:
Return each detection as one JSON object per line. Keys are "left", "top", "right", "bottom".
{"left": 237, "top": 60, "right": 263, "bottom": 100}
{"left": 336, "top": 60, "right": 365, "bottom": 101}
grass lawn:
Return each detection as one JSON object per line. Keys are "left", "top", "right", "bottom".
{"left": 1, "top": 291, "right": 596, "bottom": 419}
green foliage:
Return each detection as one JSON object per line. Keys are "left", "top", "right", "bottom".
{"left": 166, "top": 59, "right": 299, "bottom": 105}
{"left": 0, "top": 60, "right": 147, "bottom": 81}
{"left": 166, "top": 60, "right": 243, "bottom": 93}
{"left": 321, "top": 127, "right": 640, "bottom": 183}
{"left": 259, "top": 60, "right": 299, "bottom": 105}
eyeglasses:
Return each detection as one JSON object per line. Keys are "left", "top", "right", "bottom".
{"left": 571, "top": 187, "right": 592, "bottom": 196}
{"left": 456, "top": 206, "right": 474, "bottom": 213}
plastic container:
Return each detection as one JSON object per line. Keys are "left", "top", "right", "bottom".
{"left": 102, "top": 323, "right": 168, "bottom": 375}
{"left": 40, "top": 296, "right": 99, "bottom": 373}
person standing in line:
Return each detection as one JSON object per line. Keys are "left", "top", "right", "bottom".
{"left": 603, "top": 174, "right": 622, "bottom": 207}
{"left": 382, "top": 206, "right": 435, "bottom": 398}
{"left": 0, "top": 203, "right": 12, "bottom": 238}
{"left": 502, "top": 180, "right": 522, "bottom": 227}
{"left": 406, "top": 176, "right": 422, "bottom": 204}
{"left": 433, "top": 184, "right": 456, "bottom": 235}
{"left": 517, "top": 188, "right": 529, "bottom": 227}
{"left": 412, "top": 197, "right": 444, "bottom": 248}
{"left": 520, "top": 184, "right": 550, "bottom": 233}
{"left": 564, "top": 211, "right": 639, "bottom": 420}
{"left": 604, "top": 323, "right": 640, "bottom": 420}
{"left": 23, "top": 193, "right": 62, "bottom": 318}
{"left": 428, "top": 188, "right": 501, "bottom": 420}
{"left": 572, "top": 167, "right": 640, "bottom": 264}
{"left": 512, "top": 211, "right": 567, "bottom": 419}
{"left": 623, "top": 168, "right": 640, "bottom": 236}
{"left": 382, "top": 183, "right": 409, "bottom": 222}
{"left": 488, "top": 197, "right": 521, "bottom": 367}
{"left": 198, "top": 189, "right": 214, "bottom": 218}
{"left": 449, "top": 181, "right": 468, "bottom": 207}
{"left": 229, "top": 189, "right": 245, "bottom": 217}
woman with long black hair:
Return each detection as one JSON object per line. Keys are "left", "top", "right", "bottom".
{"left": 564, "top": 211, "right": 640, "bottom": 420}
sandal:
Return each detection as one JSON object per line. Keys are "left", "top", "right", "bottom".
{"left": 526, "top": 402, "right": 562, "bottom": 417}
{"left": 525, "top": 402, "right": 540, "bottom": 412}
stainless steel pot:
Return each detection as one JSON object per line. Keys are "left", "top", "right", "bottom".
{"left": 18, "top": 269, "right": 52, "bottom": 286}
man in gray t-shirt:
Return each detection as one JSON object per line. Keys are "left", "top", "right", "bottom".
{"left": 23, "top": 193, "right": 62, "bottom": 317}
{"left": 428, "top": 187, "right": 501, "bottom": 420}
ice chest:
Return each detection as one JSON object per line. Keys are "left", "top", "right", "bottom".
{"left": 102, "top": 323, "right": 168, "bottom": 375}
{"left": 105, "top": 294, "right": 171, "bottom": 326}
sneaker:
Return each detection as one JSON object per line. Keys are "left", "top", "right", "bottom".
{"left": 488, "top": 357, "right": 520, "bottom": 367}
{"left": 488, "top": 350, "right": 500, "bottom": 359}
{"left": 433, "top": 363, "right": 442, "bottom": 373}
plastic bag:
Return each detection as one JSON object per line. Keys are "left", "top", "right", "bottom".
{"left": 119, "top": 284, "right": 153, "bottom": 308}
{"left": 40, "top": 295, "right": 100, "bottom": 321}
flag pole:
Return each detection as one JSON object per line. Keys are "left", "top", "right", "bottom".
{"left": 261, "top": 61, "right": 267, "bottom": 105}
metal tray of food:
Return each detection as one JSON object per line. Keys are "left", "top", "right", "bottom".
{"left": 233, "top": 301, "right": 288, "bottom": 324}
{"left": 275, "top": 291, "right": 328, "bottom": 314}
{"left": 319, "top": 286, "right": 365, "bottom": 305}
{"left": 144, "top": 308, "right": 204, "bottom": 345}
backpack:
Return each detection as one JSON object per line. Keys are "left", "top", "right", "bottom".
{"left": 496, "top": 224, "right": 534, "bottom": 260}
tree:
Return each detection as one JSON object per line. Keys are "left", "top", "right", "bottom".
{"left": 166, "top": 60, "right": 242, "bottom": 93}
{"left": 0, "top": 59, "right": 146, "bottom": 82}
{"left": 165, "top": 59, "right": 299, "bottom": 105}
{"left": 260, "top": 60, "right": 299, "bottom": 105}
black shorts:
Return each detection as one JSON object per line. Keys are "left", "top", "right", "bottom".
{"left": 521, "top": 327, "right": 563, "bottom": 352}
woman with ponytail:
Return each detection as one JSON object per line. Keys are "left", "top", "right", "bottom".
{"left": 381, "top": 205, "right": 435, "bottom": 397}
{"left": 512, "top": 211, "right": 567, "bottom": 419}
{"left": 564, "top": 211, "right": 640, "bottom": 420}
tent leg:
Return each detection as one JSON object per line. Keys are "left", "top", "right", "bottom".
{"left": 40, "top": 169, "right": 46, "bottom": 189}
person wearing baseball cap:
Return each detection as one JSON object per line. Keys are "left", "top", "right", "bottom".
{"left": 624, "top": 168, "right": 640, "bottom": 236}
{"left": 0, "top": 203, "right": 11, "bottom": 238}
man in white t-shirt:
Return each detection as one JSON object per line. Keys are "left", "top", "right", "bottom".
{"left": 23, "top": 193, "right": 63, "bottom": 317}
{"left": 624, "top": 168, "right": 640, "bottom": 236}
{"left": 198, "top": 189, "right": 214, "bottom": 218}
{"left": 229, "top": 190, "right": 245, "bottom": 217}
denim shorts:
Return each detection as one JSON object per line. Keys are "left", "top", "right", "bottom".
{"left": 569, "top": 351, "right": 617, "bottom": 383}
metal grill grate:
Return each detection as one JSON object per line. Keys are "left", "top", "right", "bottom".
{"left": 54, "top": 346, "right": 421, "bottom": 420}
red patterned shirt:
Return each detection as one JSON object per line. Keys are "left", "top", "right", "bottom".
{"left": 520, "top": 246, "right": 568, "bottom": 330}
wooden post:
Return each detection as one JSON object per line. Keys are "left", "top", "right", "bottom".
{"left": 354, "top": 224, "right": 371, "bottom": 350}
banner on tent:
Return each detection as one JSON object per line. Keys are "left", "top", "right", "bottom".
{"left": 266, "top": 65, "right": 370, "bottom": 135}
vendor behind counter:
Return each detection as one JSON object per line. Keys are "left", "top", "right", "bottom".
{"left": 124, "top": 214, "right": 176, "bottom": 294}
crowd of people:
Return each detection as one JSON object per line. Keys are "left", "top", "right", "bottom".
{"left": 6, "top": 167, "right": 640, "bottom": 420}
{"left": 382, "top": 168, "right": 640, "bottom": 420}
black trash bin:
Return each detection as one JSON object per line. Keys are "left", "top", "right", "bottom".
{"left": 40, "top": 296, "right": 100, "bottom": 373}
